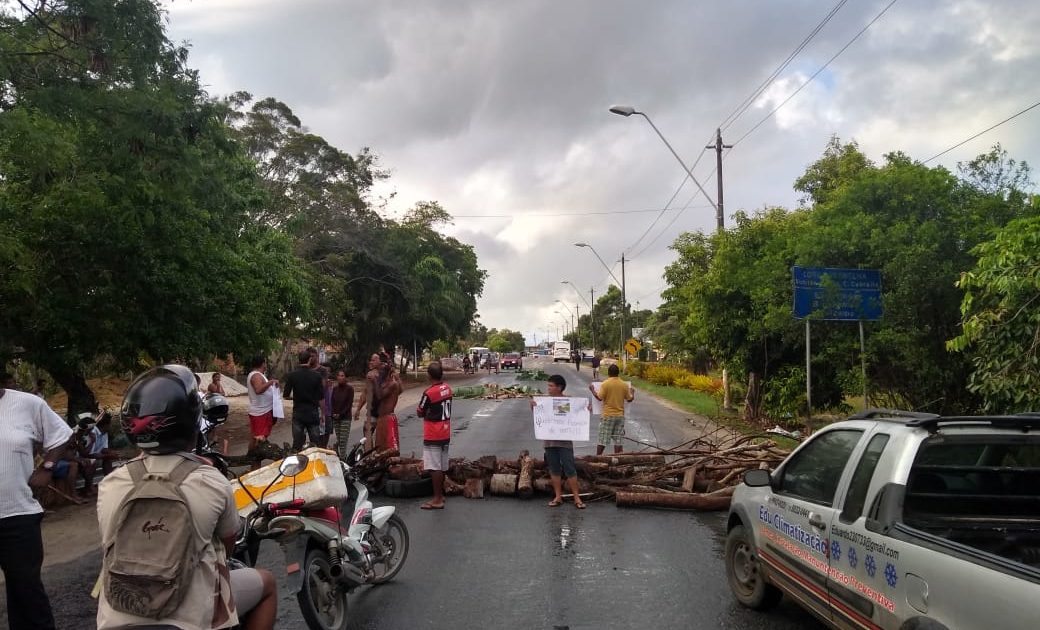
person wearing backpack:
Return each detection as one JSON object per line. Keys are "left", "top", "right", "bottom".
{"left": 96, "top": 364, "right": 277, "bottom": 630}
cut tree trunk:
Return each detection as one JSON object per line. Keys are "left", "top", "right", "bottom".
{"left": 490, "top": 474, "right": 518, "bottom": 496}
{"left": 743, "top": 372, "right": 763, "bottom": 424}
{"left": 615, "top": 487, "right": 735, "bottom": 511}
{"left": 583, "top": 454, "right": 666, "bottom": 466}
{"left": 387, "top": 463, "right": 422, "bottom": 480}
{"left": 517, "top": 454, "right": 534, "bottom": 498}
{"left": 681, "top": 466, "right": 699, "bottom": 492}
{"left": 463, "top": 478, "right": 486, "bottom": 499}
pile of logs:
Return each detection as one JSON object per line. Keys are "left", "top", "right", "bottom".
{"left": 355, "top": 429, "right": 789, "bottom": 511}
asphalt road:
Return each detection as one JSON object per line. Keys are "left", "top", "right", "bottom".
{"left": 3, "top": 358, "right": 823, "bottom": 629}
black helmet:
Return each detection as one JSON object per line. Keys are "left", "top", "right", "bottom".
{"left": 202, "top": 392, "right": 229, "bottom": 425}
{"left": 121, "top": 364, "right": 202, "bottom": 454}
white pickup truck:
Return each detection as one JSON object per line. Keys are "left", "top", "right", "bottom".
{"left": 725, "top": 410, "right": 1040, "bottom": 630}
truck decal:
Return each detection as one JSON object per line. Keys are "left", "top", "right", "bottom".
{"left": 761, "top": 526, "right": 897, "bottom": 615}
{"left": 832, "top": 525, "right": 900, "bottom": 560}
{"left": 758, "top": 505, "right": 829, "bottom": 557}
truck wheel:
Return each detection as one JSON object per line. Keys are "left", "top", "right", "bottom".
{"left": 725, "top": 524, "right": 782, "bottom": 610}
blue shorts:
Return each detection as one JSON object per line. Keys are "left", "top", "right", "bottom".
{"left": 52, "top": 459, "right": 71, "bottom": 479}
{"left": 544, "top": 447, "right": 576, "bottom": 478}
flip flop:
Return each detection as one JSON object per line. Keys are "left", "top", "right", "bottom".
{"left": 574, "top": 501, "right": 587, "bottom": 509}
{"left": 420, "top": 503, "right": 445, "bottom": 510}
{"left": 547, "top": 498, "right": 563, "bottom": 507}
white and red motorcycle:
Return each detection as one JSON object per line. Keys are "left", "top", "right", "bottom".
{"left": 233, "top": 438, "right": 409, "bottom": 630}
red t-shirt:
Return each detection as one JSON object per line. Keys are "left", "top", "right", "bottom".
{"left": 417, "top": 382, "right": 452, "bottom": 445}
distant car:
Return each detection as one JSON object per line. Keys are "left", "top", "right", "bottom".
{"left": 500, "top": 352, "right": 522, "bottom": 370}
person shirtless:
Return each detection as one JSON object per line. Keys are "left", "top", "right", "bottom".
{"left": 373, "top": 355, "right": 402, "bottom": 452}
{"left": 353, "top": 353, "right": 383, "bottom": 443}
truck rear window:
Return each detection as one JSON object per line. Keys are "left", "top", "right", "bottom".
{"left": 906, "top": 436, "right": 1040, "bottom": 519}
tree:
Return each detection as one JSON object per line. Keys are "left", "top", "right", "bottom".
{"left": 0, "top": 1, "right": 310, "bottom": 418}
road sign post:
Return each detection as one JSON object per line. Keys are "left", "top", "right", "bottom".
{"left": 792, "top": 266, "right": 882, "bottom": 418}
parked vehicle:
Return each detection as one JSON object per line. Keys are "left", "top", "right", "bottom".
{"left": 552, "top": 341, "right": 571, "bottom": 363}
{"left": 232, "top": 440, "right": 408, "bottom": 630}
{"left": 725, "top": 409, "right": 1040, "bottom": 630}
{"left": 500, "top": 352, "right": 522, "bottom": 370}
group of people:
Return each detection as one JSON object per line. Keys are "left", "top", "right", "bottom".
{"left": 243, "top": 348, "right": 404, "bottom": 465}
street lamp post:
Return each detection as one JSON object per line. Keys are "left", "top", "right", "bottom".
{"left": 556, "top": 299, "right": 579, "bottom": 348}
{"left": 553, "top": 310, "right": 570, "bottom": 338}
{"left": 608, "top": 105, "right": 724, "bottom": 233}
{"left": 575, "top": 242, "right": 627, "bottom": 364}
{"left": 562, "top": 280, "right": 596, "bottom": 352}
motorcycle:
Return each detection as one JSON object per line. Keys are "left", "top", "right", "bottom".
{"left": 231, "top": 439, "right": 409, "bottom": 630}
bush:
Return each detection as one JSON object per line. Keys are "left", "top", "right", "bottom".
{"left": 645, "top": 364, "right": 687, "bottom": 386}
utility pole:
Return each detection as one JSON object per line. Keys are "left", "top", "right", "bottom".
{"left": 706, "top": 128, "right": 732, "bottom": 233}
{"left": 590, "top": 286, "right": 597, "bottom": 353}
{"left": 621, "top": 253, "right": 627, "bottom": 366}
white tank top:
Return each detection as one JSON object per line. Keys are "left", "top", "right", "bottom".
{"left": 247, "top": 370, "right": 273, "bottom": 415}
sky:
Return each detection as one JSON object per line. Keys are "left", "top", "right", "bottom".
{"left": 163, "top": 0, "right": 1040, "bottom": 345}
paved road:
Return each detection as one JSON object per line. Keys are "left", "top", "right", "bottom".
{"left": 3, "top": 358, "right": 822, "bottom": 629}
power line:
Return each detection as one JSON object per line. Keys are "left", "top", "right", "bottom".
{"left": 731, "top": 0, "right": 901, "bottom": 148}
{"left": 451, "top": 206, "right": 684, "bottom": 218}
{"left": 623, "top": 1, "right": 851, "bottom": 258}
{"left": 720, "top": 0, "right": 850, "bottom": 133}
{"left": 923, "top": 100, "right": 1040, "bottom": 164}
{"left": 631, "top": 171, "right": 718, "bottom": 259}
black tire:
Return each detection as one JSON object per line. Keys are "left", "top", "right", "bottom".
{"left": 369, "top": 514, "right": 410, "bottom": 584}
{"left": 725, "top": 524, "right": 782, "bottom": 610}
{"left": 383, "top": 476, "right": 433, "bottom": 498}
{"left": 297, "top": 548, "right": 349, "bottom": 630}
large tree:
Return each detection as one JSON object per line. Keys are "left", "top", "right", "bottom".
{"left": 0, "top": 1, "right": 309, "bottom": 417}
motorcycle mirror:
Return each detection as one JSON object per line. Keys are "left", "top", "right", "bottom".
{"left": 279, "top": 454, "right": 310, "bottom": 477}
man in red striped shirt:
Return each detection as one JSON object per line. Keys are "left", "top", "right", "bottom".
{"left": 416, "top": 361, "right": 452, "bottom": 510}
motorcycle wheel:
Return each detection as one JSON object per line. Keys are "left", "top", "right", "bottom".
{"left": 369, "top": 514, "right": 410, "bottom": 584}
{"left": 297, "top": 548, "right": 349, "bottom": 630}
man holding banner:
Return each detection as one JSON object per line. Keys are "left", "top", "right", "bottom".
{"left": 530, "top": 374, "right": 589, "bottom": 509}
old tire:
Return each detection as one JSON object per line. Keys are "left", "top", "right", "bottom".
{"left": 297, "top": 548, "right": 349, "bottom": 630}
{"left": 383, "top": 476, "right": 433, "bottom": 498}
{"left": 725, "top": 524, "right": 782, "bottom": 610}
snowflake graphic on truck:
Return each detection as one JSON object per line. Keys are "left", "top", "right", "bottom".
{"left": 830, "top": 540, "right": 841, "bottom": 562}
{"left": 865, "top": 554, "right": 877, "bottom": 578}
{"left": 884, "top": 562, "right": 898, "bottom": 587}
{"left": 847, "top": 547, "right": 858, "bottom": 569}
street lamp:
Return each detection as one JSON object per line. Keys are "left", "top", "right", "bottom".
{"left": 575, "top": 242, "right": 627, "bottom": 363}
{"left": 553, "top": 310, "right": 571, "bottom": 338}
{"left": 609, "top": 104, "right": 723, "bottom": 232}
{"left": 562, "top": 280, "right": 595, "bottom": 352}
{"left": 555, "top": 299, "right": 578, "bottom": 346}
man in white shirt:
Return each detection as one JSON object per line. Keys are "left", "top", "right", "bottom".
{"left": 0, "top": 373, "right": 73, "bottom": 630}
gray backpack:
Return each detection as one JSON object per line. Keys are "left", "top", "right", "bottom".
{"left": 102, "top": 455, "right": 205, "bottom": 619}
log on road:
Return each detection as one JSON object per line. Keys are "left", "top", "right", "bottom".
{"left": 582, "top": 454, "right": 666, "bottom": 466}
{"left": 464, "top": 478, "right": 486, "bottom": 499}
{"left": 615, "top": 486, "right": 736, "bottom": 511}
{"left": 490, "top": 473, "right": 518, "bottom": 496}
{"left": 517, "top": 453, "right": 534, "bottom": 499}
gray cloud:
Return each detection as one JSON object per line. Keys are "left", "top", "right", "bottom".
{"left": 165, "top": 0, "right": 1040, "bottom": 341}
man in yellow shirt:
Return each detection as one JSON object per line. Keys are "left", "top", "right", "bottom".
{"left": 588, "top": 364, "right": 635, "bottom": 455}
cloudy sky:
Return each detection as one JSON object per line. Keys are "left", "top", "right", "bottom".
{"left": 164, "top": 0, "right": 1040, "bottom": 344}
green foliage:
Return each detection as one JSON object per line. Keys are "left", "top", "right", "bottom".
{"left": 227, "top": 95, "right": 486, "bottom": 369}
{"left": 0, "top": 1, "right": 310, "bottom": 415}
{"left": 628, "top": 377, "right": 720, "bottom": 418}
{"left": 662, "top": 138, "right": 1038, "bottom": 416}
{"left": 949, "top": 215, "right": 1040, "bottom": 411}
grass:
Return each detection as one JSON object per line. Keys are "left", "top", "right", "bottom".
{"left": 627, "top": 376, "right": 722, "bottom": 418}
{"left": 628, "top": 376, "right": 802, "bottom": 451}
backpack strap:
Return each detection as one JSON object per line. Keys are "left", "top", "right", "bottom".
{"left": 165, "top": 456, "right": 203, "bottom": 486}
{"left": 127, "top": 459, "right": 148, "bottom": 484}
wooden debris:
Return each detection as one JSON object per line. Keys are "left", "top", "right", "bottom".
{"left": 463, "top": 478, "right": 486, "bottom": 499}
{"left": 372, "top": 434, "right": 787, "bottom": 512}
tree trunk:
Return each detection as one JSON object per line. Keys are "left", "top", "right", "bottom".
{"left": 463, "top": 478, "right": 486, "bottom": 499}
{"left": 46, "top": 364, "right": 97, "bottom": 425}
{"left": 743, "top": 372, "right": 763, "bottom": 424}
{"left": 489, "top": 474, "right": 518, "bottom": 496}
{"left": 517, "top": 454, "right": 534, "bottom": 498}
{"left": 615, "top": 487, "right": 734, "bottom": 511}
{"left": 582, "top": 454, "right": 666, "bottom": 465}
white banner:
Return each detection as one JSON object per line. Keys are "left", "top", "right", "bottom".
{"left": 269, "top": 383, "right": 285, "bottom": 419}
{"left": 532, "top": 396, "right": 590, "bottom": 441}
{"left": 590, "top": 382, "right": 603, "bottom": 415}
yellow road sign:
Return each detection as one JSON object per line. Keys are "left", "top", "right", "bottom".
{"left": 624, "top": 338, "right": 642, "bottom": 355}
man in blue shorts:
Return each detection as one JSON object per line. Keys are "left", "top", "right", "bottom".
{"left": 532, "top": 374, "right": 586, "bottom": 509}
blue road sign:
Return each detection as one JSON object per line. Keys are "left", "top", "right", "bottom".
{"left": 792, "top": 266, "right": 882, "bottom": 321}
